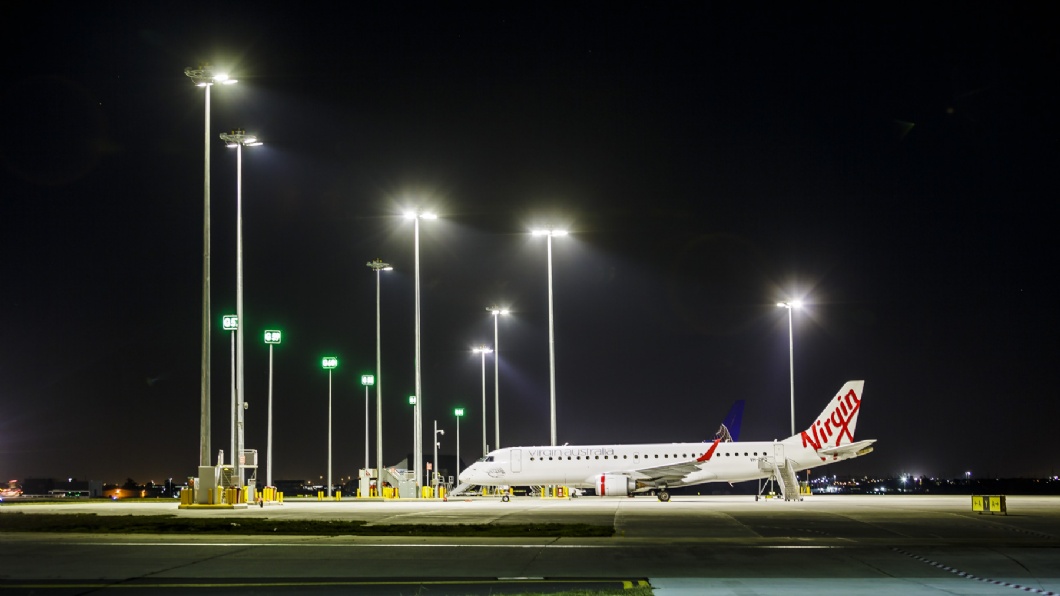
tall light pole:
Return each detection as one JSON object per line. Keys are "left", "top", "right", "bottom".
{"left": 404, "top": 210, "right": 437, "bottom": 493}
{"left": 408, "top": 395, "right": 417, "bottom": 486}
{"left": 322, "top": 357, "right": 338, "bottom": 497}
{"left": 185, "top": 64, "right": 236, "bottom": 468}
{"left": 263, "top": 330, "right": 282, "bottom": 489}
{"left": 433, "top": 420, "right": 444, "bottom": 496}
{"left": 367, "top": 259, "right": 392, "bottom": 489}
{"left": 532, "top": 228, "right": 567, "bottom": 446}
{"left": 487, "top": 307, "right": 509, "bottom": 449}
{"left": 777, "top": 300, "right": 803, "bottom": 436}
{"left": 454, "top": 408, "right": 464, "bottom": 480}
{"left": 223, "top": 314, "right": 238, "bottom": 478}
{"left": 472, "top": 345, "right": 493, "bottom": 456}
{"left": 220, "top": 129, "right": 261, "bottom": 495}
{"left": 360, "top": 375, "right": 375, "bottom": 480}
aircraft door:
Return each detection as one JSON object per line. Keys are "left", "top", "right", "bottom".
{"left": 511, "top": 449, "right": 522, "bottom": 473}
{"left": 773, "top": 443, "right": 785, "bottom": 464}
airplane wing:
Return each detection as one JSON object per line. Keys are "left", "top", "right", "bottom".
{"left": 817, "top": 439, "right": 876, "bottom": 459}
{"left": 613, "top": 439, "right": 722, "bottom": 485}
{"left": 626, "top": 460, "right": 716, "bottom": 484}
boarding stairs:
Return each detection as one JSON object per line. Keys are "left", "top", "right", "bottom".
{"left": 447, "top": 479, "right": 476, "bottom": 494}
{"left": 758, "top": 455, "right": 802, "bottom": 501}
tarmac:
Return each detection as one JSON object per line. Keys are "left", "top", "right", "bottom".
{"left": 2, "top": 494, "right": 1058, "bottom": 594}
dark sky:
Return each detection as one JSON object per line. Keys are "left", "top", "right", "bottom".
{"left": 2, "top": 3, "right": 1057, "bottom": 485}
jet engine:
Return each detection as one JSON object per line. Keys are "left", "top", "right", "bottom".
{"left": 597, "top": 474, "right": 634, "bottom": 496}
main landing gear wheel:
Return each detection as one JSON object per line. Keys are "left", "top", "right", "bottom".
{"left": 501, "top": 495, "right": 510, "bottom": 502}
{"left": 657, "top": 491, "right": 671, "bottom": 502}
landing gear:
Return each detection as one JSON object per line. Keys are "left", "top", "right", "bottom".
{"left": 657, "top": 491, "right": 670, "bottom": 502}
{"left": 501, "top": 495, "right": 510, "bottom": 502}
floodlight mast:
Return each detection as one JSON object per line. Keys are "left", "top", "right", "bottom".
{"left": 487, "top": 307, "right": 509, "bottom": 450}
{"left": 472, "top": 345, "right": 493, "bottom": 457}
{"left": 532, "top": 228, "right": 567, "bottom": 446}
{"left": 219, "top": 129, "right": 261, "bottom": 495}
{"left": 777, "top": 300, "right": 803, "bottom": 436}
{"left": 367, "top": 259, "right": 392, "bottom": 493}
{"left": 185, "top": 63, "right": 236, "bottom": 471}
{"left": 404, "top": 210, "right": 436, "bottom": 492}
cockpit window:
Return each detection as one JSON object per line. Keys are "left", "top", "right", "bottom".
{"left": 476, "top": 456, "right": 494, "bottom": 463}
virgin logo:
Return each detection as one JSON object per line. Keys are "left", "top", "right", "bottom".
{"left": 801, "top": 389, "right": 860, "bottom": 451}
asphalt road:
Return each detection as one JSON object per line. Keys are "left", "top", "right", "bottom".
{"left": 2, "top": 494, "right": 1058, "bottom": 594}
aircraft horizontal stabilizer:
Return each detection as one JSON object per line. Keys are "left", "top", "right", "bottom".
{"left": 817, "top": 439, "right": 876, "bottom": 459}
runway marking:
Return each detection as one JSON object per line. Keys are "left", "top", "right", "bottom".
{"left": 894, "top": 548, "right": 1060, "bottom": 595}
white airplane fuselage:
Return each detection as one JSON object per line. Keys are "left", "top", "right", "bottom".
{"left": 461, "top": 438, "right": 834, "bottom": 489}
{"left": 458, "top": 380, "right": 874, "bottom": 497}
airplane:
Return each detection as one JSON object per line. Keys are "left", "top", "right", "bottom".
{"left": 458, "top": 381, "right": 873, "bottom": 502}
{"left": 715, "top": 398, "right": 745, "bottom": 443}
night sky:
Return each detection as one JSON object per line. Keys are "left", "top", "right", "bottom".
{"left": 2, "top": 3, "right": 1057, "bottom": 486}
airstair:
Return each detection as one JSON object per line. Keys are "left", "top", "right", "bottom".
{"left": 773, "top": 458, "right": 801, "bottom": 501}
{"left": 449, "top": 482, "right": 477, "bottom": 496}
{"left": 757, "top": 445, "right": 803, "bottom": 501}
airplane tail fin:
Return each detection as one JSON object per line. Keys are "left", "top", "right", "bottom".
{"left": 797, "top": 381, "right": 864, "bottom": 452}
{"left": 714, "top": 399, "right": 745, "bottom": 442}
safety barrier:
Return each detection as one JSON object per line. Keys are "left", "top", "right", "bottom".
{"left": 539, "top": 486, "right": 571, "bottom": 499}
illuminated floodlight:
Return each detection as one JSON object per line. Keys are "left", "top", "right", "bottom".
{"left": 222, "top": 314, "right": 239, "bottom": 331}
{"left": 361, "top": 374, "right": 375, "bottom": 386}
{"left": 220, "top": 129, "right": 262, "bottom": 148}
{"left": 531, "top": 228, "right": 568, "bottom": 237}
{"left": 404, "top": 210, "right": 438, "bottom": 220}
{"left": 322, "top": 357, "right": 338, "bottom": 369}
{"left": 264, "top": 330, "right": 282, "bottom": 344}
{"left": 367, "top": 258, "right": 393, "bottom": 272}
{"left": 184, "top": 64, "right": 238, "bottom": 87}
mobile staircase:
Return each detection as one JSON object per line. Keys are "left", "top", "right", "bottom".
{"left": 757, "top": 454, "right": 802, "bottom": 501}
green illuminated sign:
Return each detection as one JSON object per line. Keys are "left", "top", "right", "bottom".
{"left": 264, "top": 330, "right": 282, "bottom": 344}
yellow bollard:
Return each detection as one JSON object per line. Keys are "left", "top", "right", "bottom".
{"left": 336, "top": 490, "right": 341, "bottom": 500}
